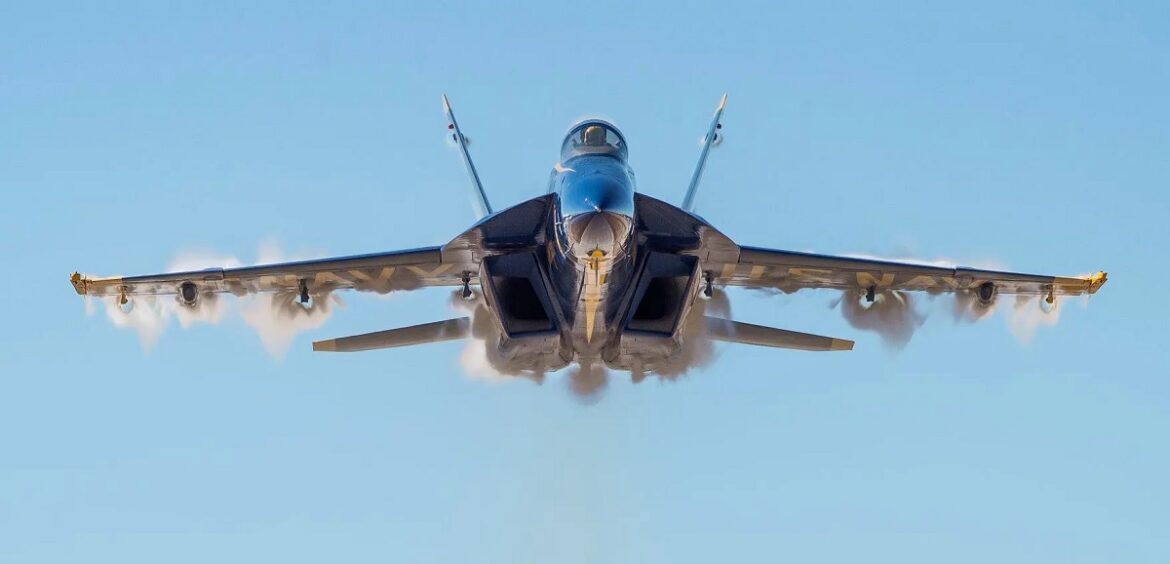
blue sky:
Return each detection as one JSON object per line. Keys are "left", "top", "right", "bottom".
{"left": 2, "top": 1, "right": 1168, "bottom": 562}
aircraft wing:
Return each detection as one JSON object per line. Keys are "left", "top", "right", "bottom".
{"left": 70, "top": 192, "right": 557, "bottom": 305}
{"left": 70, "top": 246, "right": 475, "bottom": 303}
{"left": 711, "top": 246, "right": 1107, "bottom": 299}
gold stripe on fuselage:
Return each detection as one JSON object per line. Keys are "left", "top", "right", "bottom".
{"left": 583, "top": 249, "right": 607, "bottom": 343}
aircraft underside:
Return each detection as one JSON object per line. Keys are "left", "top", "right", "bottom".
{"left": 477, "top": 202, "right": 711, "bottom": 375}
{"left": 69, "top": 94, "right": 1107, "bottom": 379}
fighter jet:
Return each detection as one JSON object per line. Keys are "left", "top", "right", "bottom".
{"left": 70, "top": 95, "right": 1108, "bottom": 374}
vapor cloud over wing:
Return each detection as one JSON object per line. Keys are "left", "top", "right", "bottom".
{"left": 450, "top": 288, "right": 736, "bottom": 401}
{"left": 448, "top": 290, "right": 555, "bottom": 384}
{"left": 91, "top": 242, "right": 338, "bottom": 357}
{"left": 831, "top": 288, "right": 925, "bottom": 350}
{"left": 639, "top": 288, "right": 731, "bottom": 380}
{"left": 827, "top": 252, "right": 1067, "bottom": 348}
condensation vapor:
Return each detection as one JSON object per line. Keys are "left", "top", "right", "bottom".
{"left": 95, "top": 251, "right": 243, "bottom": 350}
{"left": 168, "top": 251, "right": 240, "bottom": 329}
{"left": 238, "top": 243, "right": 340, "bottom": 357}
{"left": 824, "top": 252, "right": 1077, "bottom": 348}
{"left": 93, "top": 242, "right": 338, "bottom": 357}
{"left": 831, "top": 289, "right": 925, "bottom": 350}
{"left": 100, "top": 296, "right": 175, "bottom": 350}
{"left": 643, "top": 289, "right": 732, "bottom": 380}
{"left": 561, "top": 291, "right": 736, "bottom": 399}
{"left": 1006, "top": 294, "right": 1063, "bottom": 344}
{"left": 567, "top": 361, "right": 609, "bottom": 403}
{"left": 952, "top": 289, "right": 997, "bottom": 323}
{"left": 450, "top": 291, "right": 611, "bottom": 402}
{"left": 448, "top": 291, "right": 551, "bottom": 384}
{"left": 449, "top": 289, "right": 734, "bottom": 401}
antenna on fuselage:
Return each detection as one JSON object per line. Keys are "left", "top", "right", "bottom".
{"left": 443, "top": 94, "right": 493, "bottom": 218}
{"left": 681, "top": 93, "right": 727, "bottom": 213}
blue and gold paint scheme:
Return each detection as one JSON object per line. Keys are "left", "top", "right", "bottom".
{"left": 69, "top": 95, "right": 1109, "bottom": 374}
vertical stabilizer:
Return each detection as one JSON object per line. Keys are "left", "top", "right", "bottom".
{"left": 681, "top": 94, "right": 727, "bottom": 213}
{"left": 443, "top": 94, "right": 493, "bottom": 218}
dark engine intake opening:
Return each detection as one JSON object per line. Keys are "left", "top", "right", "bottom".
{"left": 628, "top": 276, "right": 690, "bottom": 334}
{"left": 624, "top": 252, "right": 698, "bottom": 337}
{"left": 492, "top": 276, "right": 552, "bottom": 329}
{"left": 482, "top": 252, "right": 557, "bottom": 337}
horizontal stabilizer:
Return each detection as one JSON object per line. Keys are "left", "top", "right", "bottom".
{"left": 313, "top": 317, "right": 471, "bottom": 352}
{"left": 705, "top": 317, "right": 853, "bottom": 352}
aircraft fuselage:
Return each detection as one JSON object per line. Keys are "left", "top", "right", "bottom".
{"left": 492, "top": 119, "right": 699, "bottom": 371}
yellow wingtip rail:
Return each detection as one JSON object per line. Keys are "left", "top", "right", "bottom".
{"left": 1088, "top": 271, "right": 1108, "bottom": 294}
{"left": 70, "top": 272, "right": 86, "bottom": 295}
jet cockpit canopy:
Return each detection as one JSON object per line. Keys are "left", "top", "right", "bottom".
{"left": 560, "top": 120, "right": 627, "bottom": 162}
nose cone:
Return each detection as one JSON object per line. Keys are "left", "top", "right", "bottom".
{"left": 564, "top": 211, "right": 633, "bottom": 260}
